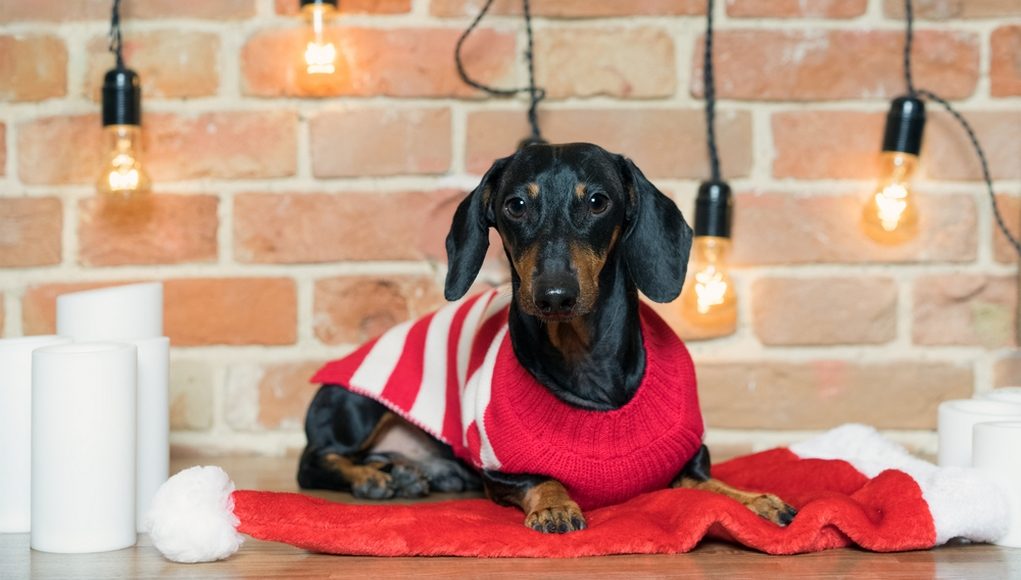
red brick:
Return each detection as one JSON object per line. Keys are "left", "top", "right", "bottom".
{"left": 772, "top": 110, "right": 1020, "bottom": 181}
{"left": 0, "top": 35, "right": 66, "bottom": 102}
{"left": 535, "top": 27, "right": 675, "bottom": 99}
{"left": 0, "top": 197, "right": 62, "bottom": 267}
{"left": 773, "top": 111, "right": 882, "bottom": 180}
{"left": 0, "top": 1, "right": 107, "bottom": 22}
{"left": 124, "top": 0, "right": 256, "bottom": 19}
{"left": 23, "top": 279, "right": 297, "bottom": 346}
{"left": 726, "top": 0, "right": 866, "bottom": 17}
{"left": 274, "top": 0, "right": 410, "bottom": 14}
{"left": 699, "top": 360, "right": 972, "bottom": 429}
{"left": 884, "top": 0, "right": 1021, "bottom": 19}
{"left": 692, "top": 30, "right": 978, "bottom": 101}
{"left": 991, "top": 26, "right": 1021, "bottom": 96}
{"left": 731, "top": 192, "right": 976, "bottom": 265}
{"left": 241, "top": 27, "right": 514, "bottom": 98}
{"left": 752, "top": 277, "right": 898, "bottom": 345}
{"left": 914, "top": 275, "right": 1016, "bottom": 348}
{"left": 994, "top": 353, "right": 1021, "bottom": 388}
{"left": 0, "top": 0, "right": 257, "bottom": 20}
{"left": 84, "top": 31, "right": 219, "bottom": 99}
{"left": 993, "top": 194, "right": 1020, "bottom": 264}
{"left": 466, "top": 109, "right": 752, "bottom": 179}
{"left": 314, "top": 275, "right": 445, "bottom": 345}
{"left": 18, "top": 112, "right": 297, "bottom": 185}
{"left": 234, "top": 190, "right": 465, "bottom": 264}
{"left": 925, "top": 111, "right": 1021, "bottom": 181}
{"left": 310, "top": 108, "right": 450, "bottom": 177}
{"left": 431, "top": 0, "right": 704, "bottom": 17}
{"left": 146, "top": 111, "right": 297, "bottom": 181}
{"left": 16, "top": 115, "right": 99, "bottom": 185}
{"left": 78, "top": 194, "right": 218, "bottom": 266}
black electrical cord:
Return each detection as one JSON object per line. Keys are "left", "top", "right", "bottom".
{"left": 703, "top": 0, "right": 721, "bottom": 182}
{"left": 901, "top": 0, "right": 1020, "bottom": 256}
{"left": 108, "top": 0, "right": 125, "bottom": 69}
{"left": 454, "top": 0, "right": 546, "bottom": 143}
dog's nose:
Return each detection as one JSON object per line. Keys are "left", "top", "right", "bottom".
{"left": 533, "top": 276, "right": 579, "bottom": 316}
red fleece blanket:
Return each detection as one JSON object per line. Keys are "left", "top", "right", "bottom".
{"left": 231, "top": 449, "right": 934, "bottom": 557}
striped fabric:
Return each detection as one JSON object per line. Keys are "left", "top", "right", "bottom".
{"left": 312, "top": 287, "right": 704, "bottom": 510}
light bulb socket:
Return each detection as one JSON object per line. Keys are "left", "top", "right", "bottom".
{"left": 693, "top": 180, "right": 732, "bottom": 238}
{"left": 300, "top": 0, "right": 338, "bottom": 7}
{"left": 101, "top": 67, "right": 142, "bottom": 127}
{"left": 881, "top": 95, "right": 925, "bottom": 156}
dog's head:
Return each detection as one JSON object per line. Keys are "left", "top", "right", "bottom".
{"left": 444, "top": 143, "right": 693, "bottom": 321}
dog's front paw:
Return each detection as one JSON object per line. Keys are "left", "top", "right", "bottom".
{"left": 746, "top": 493, "right": 797, "bottom": 527}
{"left": 389, "top": 463, "right": 430, "bottom": 498}
{"left": 350, "top": 469, "right": 396, "bottom": 499}
{"left": 525, "top": 502, "right": 587, "bottom": 534}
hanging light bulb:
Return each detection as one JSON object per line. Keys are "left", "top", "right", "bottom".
{"left": 97, "top": 67, "right": 151, "bottom": 198}
{"left": 861, "top": 96, "right": 925, "bottom": 245}
{"left": 680, "top": 181, "right": 737, "bottom": 335}
{"left": 301, "top": 0, "right": 338, "bottom": 76}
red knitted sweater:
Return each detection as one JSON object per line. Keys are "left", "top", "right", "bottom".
{"left": 312, "top": 288, "right": 704, "bottom": 510}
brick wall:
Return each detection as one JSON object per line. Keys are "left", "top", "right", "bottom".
{"left": 1, "top": 0, "right": 1018, "bottom": 457}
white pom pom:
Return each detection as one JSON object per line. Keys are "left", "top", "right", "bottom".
{"left": 145, "top": 466, "right": 244, "bottom": 563}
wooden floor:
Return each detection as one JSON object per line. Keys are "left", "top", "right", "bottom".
{"left": 2, "top": 456, "right": 1019, "bottom": 579}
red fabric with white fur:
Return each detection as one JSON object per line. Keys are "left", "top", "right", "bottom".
{"left": 231, "top": 448, "right": 936, "bottom": 556}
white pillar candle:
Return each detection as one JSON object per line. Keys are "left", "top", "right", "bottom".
{"left": 31, "top": 342, "right": 137, "bottom": 553}
{"left": 132, "top": 336, "right": 170, "bottom": 532}
{"left": 937, "top": 399, "right": 1021, "bottom": 468}
{"left": 56, "top": 282, "right": 162, "bottom": 341}
{"left": 0, "top": 336, "right": 70, "bottom": 533}
{"left": 973, "top": 422, "right": 1021, "bottom": 548}
{"left": 979, "top": 387, "right": 1021, "bottom": 405}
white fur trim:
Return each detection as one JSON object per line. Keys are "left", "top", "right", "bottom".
{"left": 145, "top": 466, "right": 244, "bottom": 563}
{"left": 790, "top": 424, "right": 1009, "bottom": 545}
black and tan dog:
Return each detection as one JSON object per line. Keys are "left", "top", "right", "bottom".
{"left": 299, "top": 143, "right": 796, "bottom": 533}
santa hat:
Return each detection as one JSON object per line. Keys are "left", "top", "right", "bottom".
{"left": 146, "top": 424, "right": 1008, "bottom": 563}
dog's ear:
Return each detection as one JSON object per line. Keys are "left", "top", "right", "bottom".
{"left": 444, "top": 156, "right": 510, "bottom": 301}
{"left": 618, "top": 156, "right": 693, "bottom": 303}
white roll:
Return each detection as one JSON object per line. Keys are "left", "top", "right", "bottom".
{"left": 132, "top": 336, "right": 170, "bottom": 532}
{"left": 0, "top": 335, "right": 71, "bottom": 533}
{"left": 937, "top": 399, "right": 1021, "bottom": 468}
{"left": 31, "top": 342, "right": 138, "bottom": 553}
{"left": 56, "top": 282, "right": 163, "bottom": 341}
{"left": 973, "top": 422, "right": 1021, "bottom": 548}
{"left": 979, "top": 387, "right": 1021, "bottom": 405}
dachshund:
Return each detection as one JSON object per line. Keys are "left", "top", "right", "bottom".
{"left": 298, "top": 143, "right": 796, "bottom": 533}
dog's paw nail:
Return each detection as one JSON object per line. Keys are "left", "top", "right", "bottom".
{"left": 779, "top": 506, "right": 797, "bottom": 526}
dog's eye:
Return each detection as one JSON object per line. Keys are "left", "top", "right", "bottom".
{"left": 504, "top": 197, "right": 526, "bottom": 219}
{"left": 588, "top": 193, "right": 609, "bottom": 215}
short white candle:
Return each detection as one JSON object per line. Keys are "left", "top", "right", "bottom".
{"left": 31, "top": 342, "right": 137, "bottom": 553}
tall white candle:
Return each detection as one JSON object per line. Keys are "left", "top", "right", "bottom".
{"left": 937, "top": 399, "right": 1021, "bottom": 467}
{"left": 132, "top": 336, "right": 170, "bottom": 532}
{"left": 56, "top": 282, "right": 162, "bottom": 341}
{"left": 31, "top": 342, "right": 137, "bottom": 553}
{"left": 973, "top": 421, "right": 1021, "bottom": 548}
{"left": 0, "top": 336, "right": 70, "bottom": 533}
